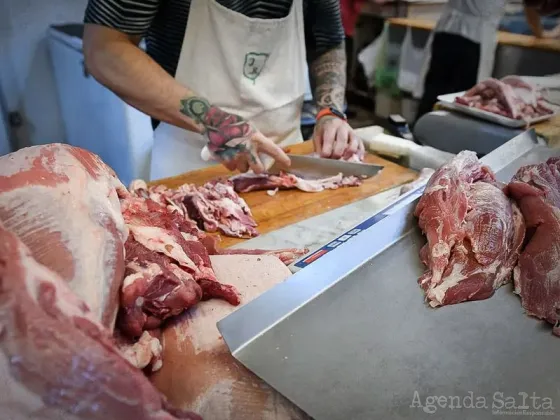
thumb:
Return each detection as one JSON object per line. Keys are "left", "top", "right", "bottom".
{"left": 252, "top": 132, "right": 291, "bottom": 168}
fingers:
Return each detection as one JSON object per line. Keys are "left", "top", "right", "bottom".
{"left": 253, "top": 132, "right": 291, "bottom": 168}
{"left": 357, "top": 136, "right": 366, "bottom": 160}
{"left": 321, "top": 120, "right": 338, "bottom": 158}
{"left": 343, "top": 132, "right": 360, "bottom": 160}
{"left": 332, "top": 126, "right": 349, "bottom": 159}
{"left": 223, "top": 160, "right": 237, "bottom": 171}
{"left": 248, "top": 153, "right": 264, "bottom": 174}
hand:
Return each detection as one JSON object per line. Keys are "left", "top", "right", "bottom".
{"left": 214, "top": 128, "right": 291, "bottom": 174}
{"left": 312, "top": 116, "right": 365, "bottom": 160}
{"left": 180, "top": 97, "right": 290, "bottom": 173}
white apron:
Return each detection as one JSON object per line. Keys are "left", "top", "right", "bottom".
{"left": 150, "top": 0, "right": 307, "bottom": 180}
{"left": 413, "top": 0, "right": 505, "bottom": 99}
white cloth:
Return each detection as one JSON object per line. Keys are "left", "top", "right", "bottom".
{"left": 150, "top": 0, "right": 307, "bottom": 180}
{"left": 413, "top": 0, "right": 507, "bottom": 99}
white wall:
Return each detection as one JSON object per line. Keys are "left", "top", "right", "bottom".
{"left": 0, "top": 0, "right": 89, "bottom": 148}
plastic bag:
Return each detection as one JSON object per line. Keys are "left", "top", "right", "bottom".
{"left": 397, "top": 27, "right": 427, "bottom": 94}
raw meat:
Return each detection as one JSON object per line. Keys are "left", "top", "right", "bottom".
{"left": 508, "top": 158, "right": 560, "bottom": 336}
{"left": 0, "top": 143, "right": 128, "bottom": 329}
{"left": 415, "top": 151, "right": 525, "bottom": 307}
{"left": 455, "top": 76, "right": 554, "bottom": 121}
{"left": 118, "top": 330, "right": 163, "bottom": 373}
{"left": 118, "top": 191, "right": 240, "bottom": 338}
{"left": 0, "top": 221, "right": 200, "bottom": 420}
{"left": 230, "top": 171, "right": 361, "bottom": 193}
{"left": 119, "top": 181, "right": 307, "bottom": 338}
{"left": 151, "top": 255, "right": 312, "bottom": 420}
{"left": 131, "top": 179, "right": 258, "bottom": 238}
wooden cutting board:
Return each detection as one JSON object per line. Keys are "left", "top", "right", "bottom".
{"left": 150, "top": 141, "right": 417, "bottom": 247}
{"left": 151, "top": 255, "right": 310, "bottom": 420}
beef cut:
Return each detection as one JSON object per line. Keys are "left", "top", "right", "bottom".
{"left": 0, "top": 143, "right": 128, "bottom": 329}
{"left": 118, "top": 190, "right": 240, "bottom": 339}
{"left": 119, "top": 180, "right": 308, "bottom": 340}
{"left": 230, "top": 171, "right": 361, "bottom": 194}
{"left": 508, "top": 158, "right": 560, "bottom": 336}
{"left": 415, "top": 151, "right": 525, "bottom": 307}
{"left": 0, "top": 221, "right": 201, "bottom": 420}
{"left": 130, "top": 179, "right": 258, "bottom": 238}
{"left": 455, "top": 76, "right": 554, "bottom": 121}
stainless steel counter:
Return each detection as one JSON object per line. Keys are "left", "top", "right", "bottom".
{"left": 218, "top": 130, "right": 560, "bottom": 420}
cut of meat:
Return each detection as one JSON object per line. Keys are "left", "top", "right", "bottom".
{"left": 455, "top": 76, "right": 554, "bottom": 121}
{"left": 0, "top": 221, "right": 201, "bottom": 420}
{"left": 230, "top": 171, "right": 361, "bottom": 194}
{"left": 118, "top": 191, "right": 240, "bottom": 338}
{"left": 130, "top": 179, "right": 258, "bottom": 238}
{"left": 151, "top": 255, "right": 312, "bottom": 420}
{"left": 508, "top": 158, "right": 560, "bottom": 336}
{"left": 415, "top": 151, "right": 525, "bottom": 307}
{"left": 0, "top": 144, "right": 128, "bottom": 329}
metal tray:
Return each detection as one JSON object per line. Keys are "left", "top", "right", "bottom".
{"left": 218, "top": 130, "right": 560, "bottom": 420}
{"left": 437, "top": 91, "right": 559, "bottom": 128}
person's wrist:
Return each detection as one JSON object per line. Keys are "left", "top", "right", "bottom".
{"left": 316, "top": 106, "right": 347, "bottom": 123}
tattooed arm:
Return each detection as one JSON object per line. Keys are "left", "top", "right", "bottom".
{"left": 83, "top": 24, "right": 288, "bottom": 172}
{"left": 309, "top": 42, "right": 364, "bottom": 160}
{"left": 310, "top": 41, "right": 347, "bottom": 111}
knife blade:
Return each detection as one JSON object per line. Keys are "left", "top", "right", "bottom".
{"left": 268, "top": 154, "right": 383, "bottom": 179}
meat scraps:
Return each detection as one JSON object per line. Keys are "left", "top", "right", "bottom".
{"left": 415, "top": 151, "right": 525, "bottom": 307}
{"left": 455, "top": 76, "right": 554, "bottom": 121}
{"left": 230, "top": 171, "right": 362, "bottom": 194}
{"left": 0, "top": 143, "right": 128, "bottom": 329}
{"left": 130, "top": 179, "right": 257, "bottom": 238}
{"left": 120, "top": 180, "right": 309, "bottom": 339}
{"left": 508, "top": 158, "right": 560, "bottom": 336}
{"left": 118, "top": 189, "right": 240, "bottom": 338}
{"left": 0, "top": 221, "right": 200, "bottom": 420}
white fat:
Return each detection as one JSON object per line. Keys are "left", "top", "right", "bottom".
{"left": 429, "top": 260, "right": 501, "bottom": 306}
{"left": 128, "top": 225, "right": 197, "bottom": 271}
{"left": 181, "top": 232, "right": 199, "bottom": 241}
{"left": 129, "top": 179, "right": 147, "bottom": 192}
{"left": 122, "top": 262, "right": 162, "bottom": 289}
{"left": 0, "top": 145, "right": 127, "bottom": 326}
{"left": 431, "top": 242, "right": 450, "bottom": 258}
{"left": 425, "top": 184, "right": 447, "bottom": 194}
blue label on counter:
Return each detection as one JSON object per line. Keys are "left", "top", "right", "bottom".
{"left": 293, "top": 187, "right": 424, "bottom": 269}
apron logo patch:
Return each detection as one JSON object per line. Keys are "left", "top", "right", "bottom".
{"left": 243, "top": 52, "right": 269, "bottom": 83}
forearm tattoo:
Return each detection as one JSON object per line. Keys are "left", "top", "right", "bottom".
{"left": 180, "top": 97, "right": 254, "bottom": 161}
{"left": 310, "top": 42, "right": 347, "bottom": 111}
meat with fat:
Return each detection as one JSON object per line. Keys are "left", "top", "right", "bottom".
{"left": 508, "top": 158, "right": 560, "bottom": 336}
{"left": 455, "top": 76, "right": 554, "bottom": 121}
{"left": 230, "top": 171, "right": 361, "bottom": 194}
{"left": 130, "top": 179, "right": 258, "bottom": 238}
{"left": 0, "top": 221, "right": 201, "bottom": 420}
{"left": 0, "top": 143, "right": 128, "bottom": 329}
{"left": 415, "top": 151, "right": 525, "bottom": 307}
{"left": 118, "top": 191, "right": 240, "bottom": 338}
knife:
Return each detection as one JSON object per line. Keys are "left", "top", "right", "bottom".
{"left": 268, "top": 154, "right": 383, "bottom": 179}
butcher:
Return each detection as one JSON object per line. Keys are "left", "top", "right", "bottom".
{"left": 82, "top": 0, "right": 364, "bottom": 179}
{"left": 414, "top": 0, "right": 507, "bottom": 122}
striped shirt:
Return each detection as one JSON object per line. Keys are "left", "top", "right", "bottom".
{"left": 84, "top": 0, "right": 345, "bottom": 77}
